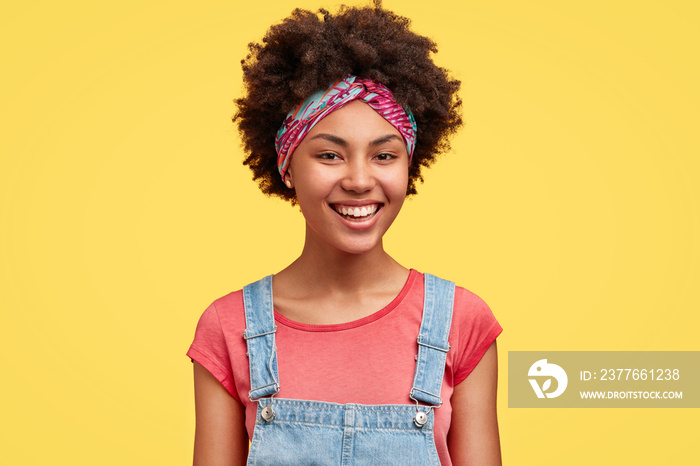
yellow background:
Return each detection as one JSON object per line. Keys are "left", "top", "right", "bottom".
{"left": 1, "top": 0, "right": 697, "bottom": 464}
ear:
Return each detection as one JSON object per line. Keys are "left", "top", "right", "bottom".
{"left": 283, "top": 170, "right": 293, "bottom": 189}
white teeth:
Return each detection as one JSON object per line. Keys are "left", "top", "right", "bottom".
{"left": 333, "top": 204, "right": 379, "bottom": 219}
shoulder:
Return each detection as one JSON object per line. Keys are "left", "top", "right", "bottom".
{"left": 451, "top": 283, "right": 501, "bottom": 339}
{"left": 422, "top": 275, "right": 501, "bottom": 384}
{"left": 187, "top": 288, "right": 249, "bottom": 401}
{"left": 210, "top": 289, "right": 245, "bottom": 323}
{"left": 453, "top": 285, "right": 494, "bottom": 319}
{"left": 188, "top": 288, "right": 249, "bottom": 362}
{"left": 417, "top": 272, "right": 501, "bottom": 343}
{"left": 422, "top": 272, "right": 495, "bottom": 320}
{"left": 191, "top": 289, "right": 246, "bottom": 335}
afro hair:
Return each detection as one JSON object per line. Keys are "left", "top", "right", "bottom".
{"left": 233, "top": 0, "right": 462, "bottom": 203}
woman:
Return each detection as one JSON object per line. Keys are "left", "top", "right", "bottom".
{"left": 188, "top": 2, "right": 502, "bottom": 464}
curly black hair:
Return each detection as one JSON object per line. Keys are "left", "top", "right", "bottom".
{"left": 233, "top": 0, "right": 462, "bottom": 204}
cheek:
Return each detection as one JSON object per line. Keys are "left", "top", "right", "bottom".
{"left": 293, "top": 174, "right": 338, "bottom": 217}
{"left": 294, "top": 160, "right": 337, "bottom": 186}
{"left": 387, "top": 169, "right": 410, "bottom": 201}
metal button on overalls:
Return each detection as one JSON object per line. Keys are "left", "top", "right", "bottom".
{"left": 261, "top": 405, "right": 275, "bottom": 421}
{"left": 414, "top": 411, "right": 429, "bottom": 427}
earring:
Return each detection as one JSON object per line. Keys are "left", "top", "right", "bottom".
{"left": 284, "top": 180, "right": 293, "bottom": 189}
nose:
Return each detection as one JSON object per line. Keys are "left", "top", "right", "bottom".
{"left": 340, "top": 158, "right": 376, "bottom": 193}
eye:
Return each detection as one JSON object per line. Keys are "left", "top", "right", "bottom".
{"left": 374, "top": 153, "right": 397, "bottom": 161}
{"left": 317, "top": 152, "right": 341, "bottom": 160}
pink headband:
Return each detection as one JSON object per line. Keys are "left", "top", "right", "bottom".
{"left": 274, "top": 76, "right": 417, "bottom": 180}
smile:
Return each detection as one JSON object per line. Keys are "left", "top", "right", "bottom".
{"left": 330, "top": 203, "right": 381, "bottom": 222}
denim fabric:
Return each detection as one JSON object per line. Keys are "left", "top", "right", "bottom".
{"left": 248, "top": 400, "right": 440, "bottom": 465}
{"left": 242, "top": 274, "right": 455, "bottom": 465}
{"left": 410, "top": 273, "right": 455, "bottom": 407}
{"left": 243, "top": 275, "right": 280, "bottom": 400}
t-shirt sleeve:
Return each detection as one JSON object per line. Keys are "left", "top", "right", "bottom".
{"left": 186, "top": 302, "right": 240, "bottom": 402}
{"left": 452, "top": 288, "right": 503, "bottom": 385}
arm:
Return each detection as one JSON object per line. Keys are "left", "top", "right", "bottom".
{"left": 193, "top": 361, "right": 248, "bottom": 466}
{"left": 447, "top": 341, "right": 502, "bottom": 466}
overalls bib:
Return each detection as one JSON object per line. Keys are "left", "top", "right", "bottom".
{"left": 242, "top": 273, "right": 455, "bottom": 465}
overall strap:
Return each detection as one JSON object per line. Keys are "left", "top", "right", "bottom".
{"left": 410, "top": 273, "right": 456, "bottom": 407}
{"left": 242, "top": 275, "right": 280, "bottom": 400}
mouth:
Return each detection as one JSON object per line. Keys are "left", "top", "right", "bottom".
{"left": 329, "top": 203, "right": 382, "bottom": 222}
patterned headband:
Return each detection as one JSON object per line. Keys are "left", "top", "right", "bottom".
{"left": 274, "top": 76, "right": 417, "bottom": 180}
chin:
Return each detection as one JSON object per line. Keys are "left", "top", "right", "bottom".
{"left": 334, "top": 238, "right": 384, "bottom": 256}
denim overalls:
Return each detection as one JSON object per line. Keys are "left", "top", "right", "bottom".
{"left": 242, "top": 274, "right": 455, "bottom": 465}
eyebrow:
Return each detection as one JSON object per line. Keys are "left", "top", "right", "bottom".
{"left": 369, "top": 134, "right": 403, "bottom": 146}
{"left": 309, "top": 133, "right": 348, "bottom": 147}
{"left": 308, "top": 133, "right": 403, "bottom": 147}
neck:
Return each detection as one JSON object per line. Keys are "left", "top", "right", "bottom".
{"left": 280, "top": 226, "right": 406, "bottom": 294}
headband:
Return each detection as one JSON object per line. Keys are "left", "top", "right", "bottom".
{"left": 274, "top": 76, "right": 417, "bottom": 180}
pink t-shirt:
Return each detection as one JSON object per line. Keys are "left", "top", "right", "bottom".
{"left": 187, "top": 269, "right": 502, "bottom": 465}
